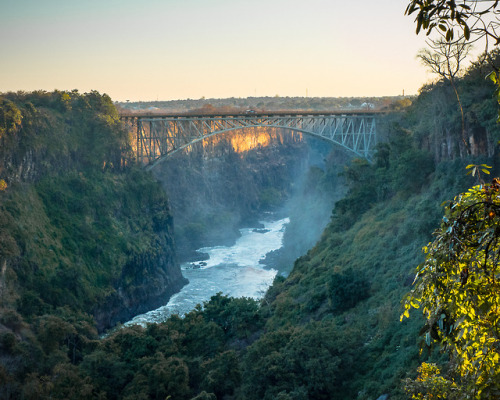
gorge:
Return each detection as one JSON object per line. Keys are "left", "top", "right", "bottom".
{"left": 1, "top": 51, "right": 500, "bottom": 399}
{"left": 126, "top": 125, "right": 349, "bottom": 323}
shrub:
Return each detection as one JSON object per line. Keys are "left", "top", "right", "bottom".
{"left": 327, "top": 269, "right": 370, "bottom": 312}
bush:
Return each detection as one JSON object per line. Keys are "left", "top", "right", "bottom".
{"left": 327, "top": 269, "right": 370, "bottom": 312}
{"left": 202, "top": 293, "right": 263, "bottom": 339}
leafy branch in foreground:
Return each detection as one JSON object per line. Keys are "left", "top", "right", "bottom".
{"left": 407, "top": 1, "right": 500, "bottom": 126}
{"left": 402, "top": 178, "right": 500, "bottom": 399}
{"left": 466, "top": 163, "right": 492, "bottom": 182}
{"left": 405, "top": 1, "right": 500, "bottom": 45}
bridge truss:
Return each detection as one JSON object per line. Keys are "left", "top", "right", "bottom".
{"left": 121, "top": 112, "right": 377, "bottom": 169}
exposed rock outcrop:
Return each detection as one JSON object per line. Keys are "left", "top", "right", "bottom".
{"left": 94, "top": 243, "right": 187, "bottom": 331}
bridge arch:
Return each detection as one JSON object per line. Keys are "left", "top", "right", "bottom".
{"left": 121, "top": 112, "right": 378, "bottom": 170}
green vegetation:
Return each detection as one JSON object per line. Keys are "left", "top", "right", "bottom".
{"left": 0, "top": 90, "right": 185, "bottom": 397}
{"left": 2, "top": 44, "right": 500, "bottom": 399}
{"left": 41, "top": 115, "right": 486, "bottom": 399}
{"left": 402, "top": 176, "right": 500, "bottom": 399}
{"left": 401, "top": 4, "right": 500, "bottom": 398}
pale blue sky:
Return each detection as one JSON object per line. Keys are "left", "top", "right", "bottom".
{"left": 0, "top": 0, "right": 433, "bottom": 101}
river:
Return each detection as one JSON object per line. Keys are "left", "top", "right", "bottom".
{"left": 125, "top": 217, "right": 288, "bottom": 326}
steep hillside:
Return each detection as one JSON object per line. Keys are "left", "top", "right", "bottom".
{"left": 237, "top": 51, "right": 500, "bottom": 398}
{"left": 0, "top": 90, "right": 186, "bottom": 335}
{"left": 56, "top": 52, "right": 500, "bottom": 400}
{"left": 250, "top": 157, "right": 482, "bottom": 399}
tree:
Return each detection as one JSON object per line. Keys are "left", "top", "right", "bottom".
{"left": 418, "top": 38, "right": 472, "bottom": 154}
{"left": 0, "top": 99, "right": 22, "bottom": 141}
{"left": 407, "top": 1, "right": 500, "bottom": 122}
{"left": 418, "top": 39, "right": 470, "bottom": 78}
{"left": 405, "top": 1, "right": 500, "bottom": 46}
{"left": 402, "top": 177, "right": 500, "bottom": 399}
{"left": 403, "top": 362, "right": 457, "bottom": 400}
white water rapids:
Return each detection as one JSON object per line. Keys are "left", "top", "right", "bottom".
{"left": 125, "top": 217, "right": 288, "bottom": 326}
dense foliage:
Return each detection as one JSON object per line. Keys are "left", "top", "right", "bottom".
{"left": 403, "top": 178, "right": 500, "bottom": 399}
{"left": 0, "top": 91, "right": 184, "bottom": 397}
{"left": 66, "top": 109, "right": 482, "bottom": 399}
{"left": 403, "top": 2, "right": 500, "bottom": 397}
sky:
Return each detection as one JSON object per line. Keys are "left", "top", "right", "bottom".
{"left": 0, "top": 0, "right": 434, "bottom": 101}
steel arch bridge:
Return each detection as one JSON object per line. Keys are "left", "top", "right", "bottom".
{"left": 120, "top": 111, "right": 379, "bottom": 170}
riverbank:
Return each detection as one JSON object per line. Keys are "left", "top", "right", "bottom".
{"left": 124, "top": 217, "right": 288, "bottom": 327}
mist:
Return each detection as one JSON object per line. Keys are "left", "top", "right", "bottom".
{"left": 262, "top": 137, "right": 352, "bottom": 275}
{"left": 151, "top": 127, "right": 352, "bottom": 271}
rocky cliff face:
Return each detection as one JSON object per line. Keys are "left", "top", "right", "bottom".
{"left": 0, "top": 91, "right": 186, "bottom": 333}
{"left": 94, "top": 233, "right": 187, "bottom": 331}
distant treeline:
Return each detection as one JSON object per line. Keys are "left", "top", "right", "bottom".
{"left": 117, "top": 95, "right": 412, "bottom": 114}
